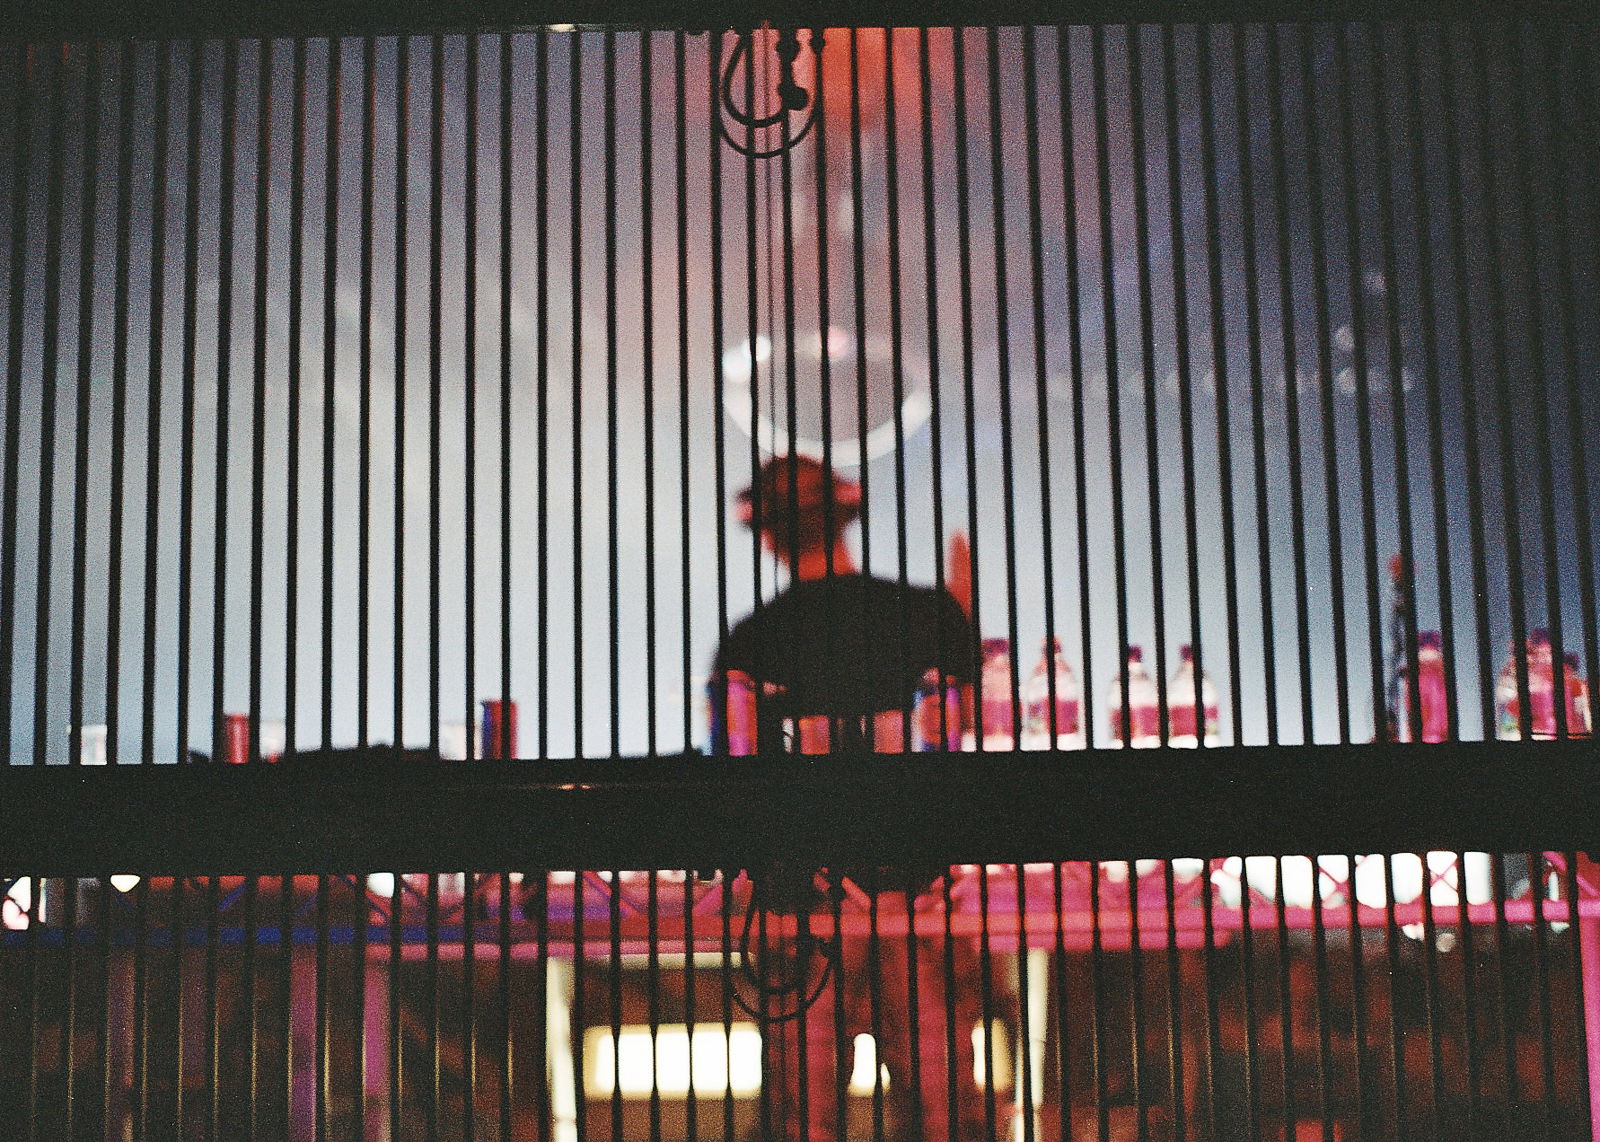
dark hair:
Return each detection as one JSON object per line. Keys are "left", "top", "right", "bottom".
{"left": 736, "top": 454, "right": 861, "bottom": 551}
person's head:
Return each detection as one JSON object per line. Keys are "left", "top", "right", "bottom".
{"left": 736, "top": 454, "right": 861, "bottom": 569}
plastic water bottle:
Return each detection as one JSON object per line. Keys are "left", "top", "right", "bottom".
{"left": 1563, "top": 652, "right": 1592, "bottom": 738}
{"left": 1411, "top": 631, "right": 1449, "bottom": 743}
{"left": 1021, "top": 637, "right": 1083, "bottom": 750}
{"left": 1108, "top": 646, "right": 1160, "bottom": 748}
{"left": 977, "top": 637, "right": 1017, "bottom": 750}
{"left": 1494, "top": 642, "right": 1522, "bottom": 740}
{"left": 1166, "top": 644, "right": 1220, "bottom": 747}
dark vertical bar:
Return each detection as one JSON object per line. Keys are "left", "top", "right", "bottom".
{"left": 533, "top": 873, "right": 552, "bottom": 1142}
{"left": 140, "top": 39, "right": 171, "bottom": 769}
{"left": 1379, "top": 855, "right": 1410, "bottom": 1140}
{"left": 465, "top": 880, "right": 479, "bottom": 1142}
{"left": 1197, "top": 26, "right": 1244, "bottom": 746}
{"left": 640, "top": 30, "right": 658, "bottom": 758}
{"left": 316, "top": 874, "right": 332, "bottom": 1142}
{"left": 883, "top": 27, "right": 914, "bottom": 752}
{"left": 1014, "top": 865, "right": 1035, "bottom": 1142}
{"left": 573, "top": 874, "right": 589, "bottom": 1142}
{"left": 1509, "top": 27, "right": 1572, "bottom": 745}
{"left": 1088, "top": 864, "right": 1109, "bottom": 1142}
{"left": 173, "top": 875, "right": 188, "bottom": 1139}
{"left": 1262, "top": 24, "right": 1314, "bottom": 745}
{"left": 464, "top": 34, "right": 479, "bottom": 760}
{"left": 428, "top": 872, "right": 442, "bottom": 1142}
{"left": 983, "top": 27, "right": 1025, "bottom": 750}
{"left": 278, "top": 875, "right": 294, "bottom": 1138}
{"left": 1053, "top": 864, "right": 1074, "bottom": 1142}
{"left": 1294, "top": 24, "right": 1352, "bottom": 745}
{"left": 1562, "top": 853, "right": 1594, "bottom": 1126}
{"left": 353, "top": 875, "right": 368, "bottom": 1142}
{"left": 390, "top": 874, "right": 405, "bottom": 1142}
{"left": 1470, "top": 23, "right": 1538, "bottom": 737}
{"left": 205, "top": 875, "right": 223, "bottom": 1140}
{"left": 1198, "top": 861, "right": 1224, "bottom": 1139}
{"left": 978, "top": 866, "right": 999, "bottom": 1142}
{"left": 1237, "top": 860, "right": 1262, "bottom": 1142}
{"left": 286, "top": 36, "right": 307, "bottom": 762}
{"left": 1127, "top": 23, "right": 1172, "bottom": 753}
{"left": 1399, "top": 24, "right": 1463, "bottom": 744}
{"left": 604, "top": 28, "right": 619, "bottom": 759}
{"left": 0, "top": 42, "right": 32, "bottom": 765}
{"left": 646, "top": 874, "right": 662, "bottom": 1142}
{"left": 684, "top": 871, "right": 697, "bottom": 1142}
{"left": 675, "top": 29, "right": 692, "bottom": 756}
{"left": 1055, "top": 26, "right": 1096, "bottom": 750}
{"left": 1487, "top": 852, "right": 1519, "bottom": 1123}
{"left": 106, "top": 38, "right": 138, "bottom": 768}
{"left": 609, "top": 874, "right": 624, "bottom": 1142}
{"left": 708, "top": 30, "right": 730, "bottom": 751}
{"left": 1345, "top": 856, "right": 1370, "bottom": 1139}
{"left": 31, "top": 45, "right": 67, "bottom": 770}
{"left": 357, "top": 34, "right": 376, "bottom": 749}
{"left": 1020, "top": 25, "right": 1060, "bottom": 750}
{"left": 952, "top": 26, "right": 985, "bottom": 736}
{"left": 1436, "top": 28, "right": 1497, "bottom": 743}
{"left": 392, "top": 35, "right": 410, "bottom": 754}
{"left": 428, "top": 34, "right": 443, "bottom": 759}
{"left": 499, "top": 871, "right": 514, "bottom": 1142}
{"left": 1273, "top": 857, "right": 1297, "bottom": 1139}
{"left": 940, "top": 873, "right": 959, "bottom": 1142}
{"left": 1090, "top": 24, "right": 1133, "bottom": 748}
{"left": 245, "top": 873, "right": 262, "bottom": 1142}
{"left": 1331, "top": 26, "right": 1393, "bottom": 748}
{"left": 210, "top": 37, "right": 238, "bottom": 768}
{"left": 535, "top": 27, "right": 549, "bottom": 759}
{"left": 1159, "top": 860, "right": 1185, "bottom": 1139}
{"left": 1416, "top": 854, "right": 1448, "bottom": 1140}
{"left": 570, "top": 30, "right": 584, "bottom": 761}
{"left": 467, "top": 31, "right": 476, "bottom": 754}
{"left": 1369, "top": 25, "right": 1425, "bottom": 746}
{"left": 1126, "top": 860, "right": 1147, "bottom": 1142}
{"left": 1160, "top": 24, "right": 1206, "bottom": 752}
{"left": 322, "top": 35, "right": 342, "bottom": 758}
{"left": 1454, "top": 850, "right": 1480, "bottom": 1136}
{"left": 64, "top": 877, "right": 82, "bottom": 1142}
{"left": 249, "top": 39, "right": 274, "bottom": 765}
{"left": 98, "top": 878, "right": 116, "bottom": 1138}
{"left": 499, "top": 32, "right": 513, "bottom": 765}
{"left": 68, "top": 42, "right": 104, "bottom": 779}
{"left": 1239, "top": 24, "right": 1283, "bottom": 747}
{"left": 1307, "top": 858, "right": 1336, "bottom": 1141}
{"left": 1526, "top": 851, "right": 1559, "bottom": 1135}
{"left": 133, "top": 874, "right": 152, "bottom": 1139}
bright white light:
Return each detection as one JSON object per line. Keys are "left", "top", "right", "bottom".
{"left": 3, "top": 879, "right": 32, "bottom": 930}
{"left": 849, "top": 1033, "right": 889, "bottom": 1093}
{"left": 584, "top": 1024, "right": 763, "bottom": 1099}
{"left": 109, "top": 875, "right": 140, "bottom": 893}
{"left": 367, "top": 873, "right": 398, "bottom": 898}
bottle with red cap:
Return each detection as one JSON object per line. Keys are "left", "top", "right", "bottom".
{"left": 1021, "top": 637, "right": 1083, "bottom": 750}
{"left": 1107, "top": 645, "right": 1161, "bottom": 748}
{"left": 1403, "top": 630, "right": 1450, "bottom": 743}
{"left": 1166, "top": 644, "right": 1220, "bottom": 747}
{"left": 1495, "top": 628, "right": 1559, "bottom": 740}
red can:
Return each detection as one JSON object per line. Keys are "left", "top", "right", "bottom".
{"left": 480, "top": 700, "right": 518, "bottom": 761}
{"left": 224, "top": 713, "right": 251, "bottom": 765}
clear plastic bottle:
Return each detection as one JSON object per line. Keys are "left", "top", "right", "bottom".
{"left": 1021, "top": 637, "right": 1083, "bottom": 751}
{"left": 1563, "top": 652, "right": 1592, "bottom": 738}
{"left": 977, "top": 637, "right": 1017, "bottom": 750}
{"left": 1411, "top": 631, "right": 1450, "bottom": 743}
{"left": 1108, "top": 645, "right": 1161, "bottom": 748}
{"left": 1166, "top": 644, "right": 1220, "bottom": 747}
